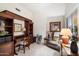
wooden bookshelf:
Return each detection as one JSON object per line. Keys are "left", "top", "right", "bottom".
{"left": 0, "top": 10, "right": 33, "bottom": 55}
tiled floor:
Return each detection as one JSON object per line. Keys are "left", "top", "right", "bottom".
{"left": 16, "top": 43, "right": 60, "bottom": 56}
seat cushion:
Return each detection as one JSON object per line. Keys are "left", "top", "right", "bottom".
{"left": 49, "top": 41, "right": 59, "bottom": 46}
{"left": 46, "top": 41, "right": 60, "bottom": 51}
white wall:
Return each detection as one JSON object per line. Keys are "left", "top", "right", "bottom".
{"left": 65, "top": 3, "right": 79, "bottom": 17}
{"left": 33, "top": 14, "right": 47, "bottom": 43}
{"left": 46, "top": 16, "right": 65, "bottom": 31}
{"left": 31, "top": 4, "right": 66, "bottom": 43}
{"left": 65, "top": 3, "right": 79, "bottom": 35}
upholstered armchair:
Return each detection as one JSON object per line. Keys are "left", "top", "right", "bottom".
{"left": 44, "top": 31, "right": 60, "bottom": 51}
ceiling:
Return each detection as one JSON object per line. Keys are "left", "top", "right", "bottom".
{"left": 19, "top": 3, "right": 66, "bottom": 17}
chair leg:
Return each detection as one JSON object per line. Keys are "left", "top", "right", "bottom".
{"left": 23, "top": 45, "right": 25, "bottom": 53}
{"left": 28, "top": 46, "right": 30, "bottom": 49}
{"left": 15, "top": 46, "right": 18, "bottom": 55}
{"left": 18, "top": 45, "right": 20, "bottom": 52}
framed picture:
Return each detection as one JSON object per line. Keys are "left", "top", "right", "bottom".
{"left": 14, "top": 23, "right": 22, "bottom": 32}
{"left": 50, "top": 22, "right": 61, "bottom": 32}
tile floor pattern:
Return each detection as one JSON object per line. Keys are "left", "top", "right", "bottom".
{"left": 16, "top": 43, "right": 60, "bottom": 56}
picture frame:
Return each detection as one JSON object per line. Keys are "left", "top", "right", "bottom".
{"left": 50, "top": 22, "right": 61, "bottom": 32}
{"left": 14, "top": 23, "right": 22, "bottom": 32}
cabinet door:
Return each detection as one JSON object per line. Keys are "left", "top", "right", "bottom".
{"left": 0, "top": 37, "right": 5, "bottom": 44}
{"left": 5, "top": 36, "right": 12, "bottom": 42}
{"left": 0, "top": 41, "right": 14, "bottom": 56}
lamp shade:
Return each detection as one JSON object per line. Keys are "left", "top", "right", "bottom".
{"left": 60, "top": 28, "right": 72, "bottom": 37}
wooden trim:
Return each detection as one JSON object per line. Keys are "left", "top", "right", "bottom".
{"left": 0, "top": 10, "right": 31, "bottom": 21}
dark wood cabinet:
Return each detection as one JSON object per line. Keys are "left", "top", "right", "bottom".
{"left": 0, "top": 10, "right": 33, "bottom": 55}
{"left": 25, "top": 20, "right": 33, "bottom": 43}
{"left": 0, "top": 18, "right": 14, "bottom": 56}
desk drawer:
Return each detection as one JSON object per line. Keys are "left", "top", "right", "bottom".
{"left": 0, "top": 38, "right": 5, "bottom": 44}
{"left": 6, "top": 36, "right": 12, "bottom": 42}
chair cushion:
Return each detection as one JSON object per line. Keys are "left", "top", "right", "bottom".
{"left": 24, "top": 41, "right": 28, "bottom": 45}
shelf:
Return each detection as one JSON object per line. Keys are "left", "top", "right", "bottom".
{"left": 5, "top": 26, "right": 12, "bottom": 27}
{"left": 0, "top": 34, "right": 12, "bottom": 37}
